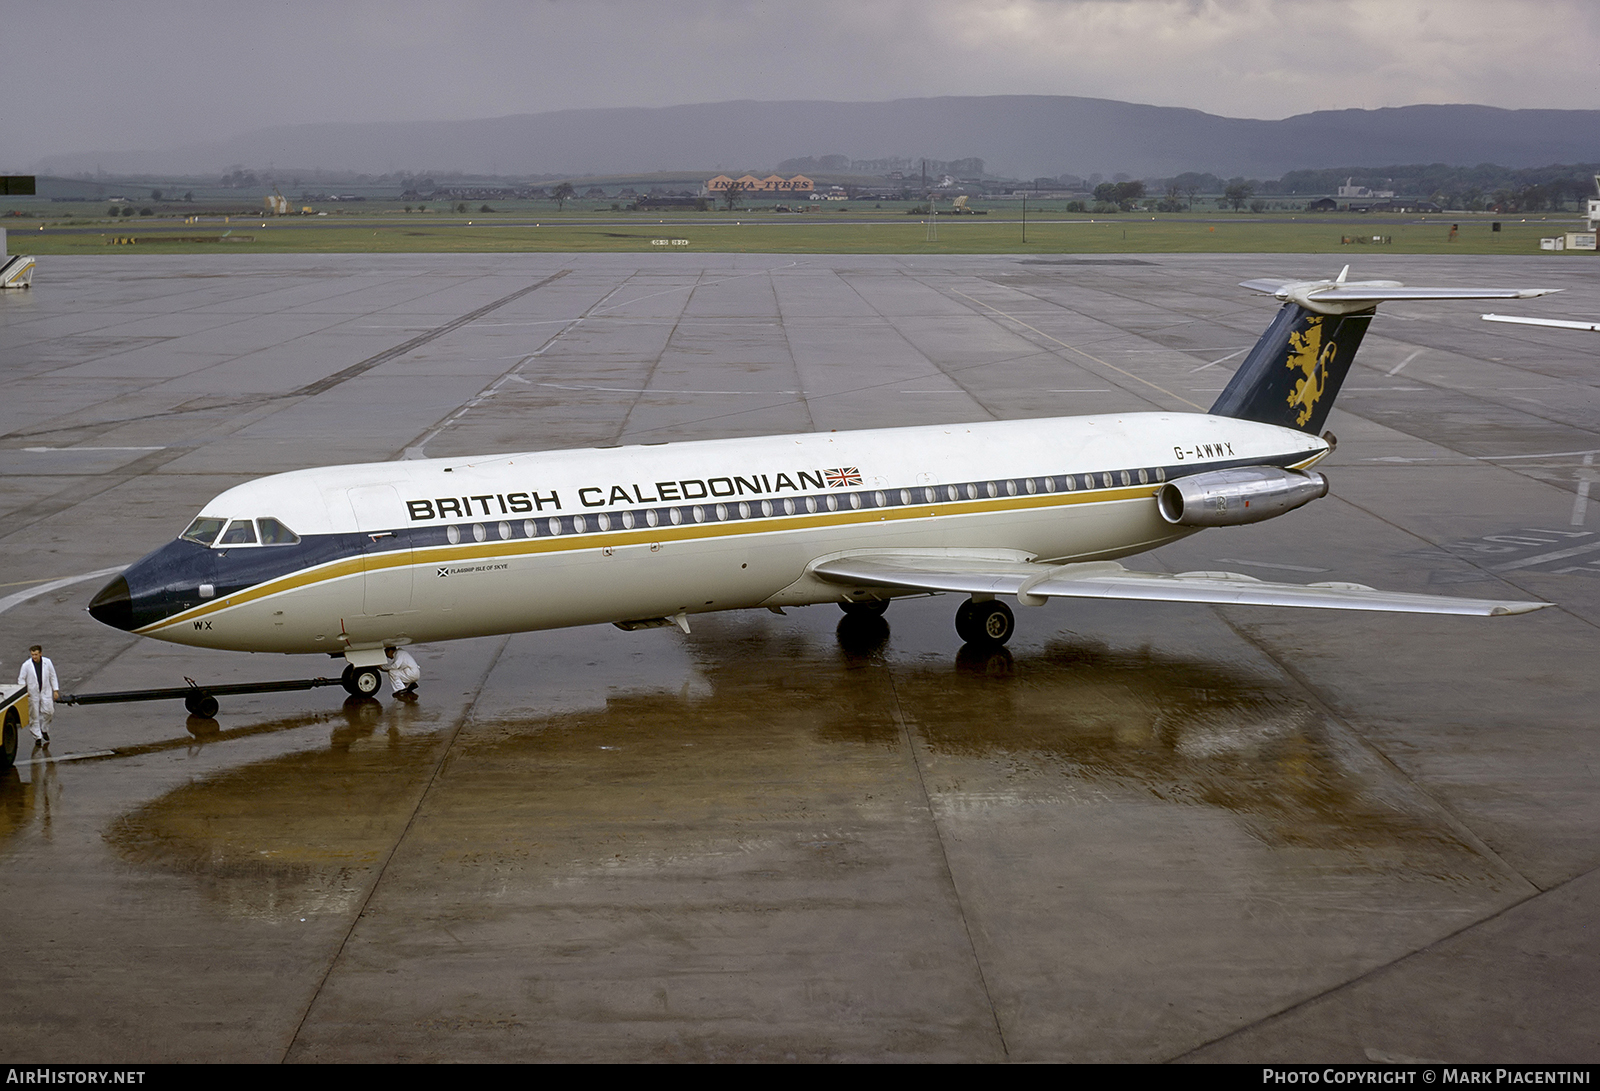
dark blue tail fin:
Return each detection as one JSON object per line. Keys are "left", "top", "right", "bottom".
{"left": 1208, "top": 303, "right": 1374, "bottom": 435}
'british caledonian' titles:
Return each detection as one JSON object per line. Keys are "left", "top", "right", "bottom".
{"left": 404, "top": 467, "right": 864, "bottom": 522}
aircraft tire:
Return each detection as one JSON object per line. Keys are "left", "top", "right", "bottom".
{"left": 1, "top": 709, "right": 16, "bottom": 772}
{"left": 342, "top": 665, "right": 383, "bottom": 699}
{"left": 840, "top": 598, "right": 889, "bottom": 617}
{"left": 959, "top": 599, "right": 1015, "bottom": 647}
{"left": 184, "top": 693, "right": 220, "bottom": 719}
{"left": 954, "top": 599, "right": 979, "bottom": 643}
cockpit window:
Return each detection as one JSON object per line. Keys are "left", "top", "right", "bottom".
{"left": 182, "top": 515, "right": 300, "bottom": 548}
{"left": 180, "top": 517, "right": 227, "bottom": 546}
{"left": 256, "top": 517, "right": 300, "bottom": 545}
{"left": 218, "top": 519, "right": 258, "bottom": 546}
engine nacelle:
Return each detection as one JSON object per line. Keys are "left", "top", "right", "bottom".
{"left": 1157, "top": 466, "right": 1328, "bottom": 527}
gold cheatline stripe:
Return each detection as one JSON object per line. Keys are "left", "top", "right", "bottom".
{"left": 141, "top": 453, "right": 1322, "bottom": 634}
{"left": 140, "top": 485, "right": 1155, "bottom": 633}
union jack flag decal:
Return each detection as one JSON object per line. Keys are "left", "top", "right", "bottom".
{"left": 824, "top": 467, "right": 862, "bottom": 488}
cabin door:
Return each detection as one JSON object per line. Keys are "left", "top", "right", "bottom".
{"left": 345, "top": 486, "right": 414, "bottom": 619}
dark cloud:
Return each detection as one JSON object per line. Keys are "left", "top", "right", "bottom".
{"left": 5, "top": 0, "right": 1594, "bottom": 170}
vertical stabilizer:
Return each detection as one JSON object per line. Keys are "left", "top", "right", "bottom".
{"left": 1208, "top": 303, "right": 1372, "bottom": 435}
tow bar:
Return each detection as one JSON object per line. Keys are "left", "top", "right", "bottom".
{"left": 62, "top": 676, "right": 345, "bottom": 718}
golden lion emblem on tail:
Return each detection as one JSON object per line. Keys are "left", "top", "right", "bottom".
{"left": 1285, "top": 317, "right": 1337, "bottom": 427}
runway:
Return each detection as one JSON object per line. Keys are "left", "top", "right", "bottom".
{"left": 1, "top": 252, "right": 1596, "bottom": 1062}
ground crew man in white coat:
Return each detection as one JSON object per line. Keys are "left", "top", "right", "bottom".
{"left": 381, "top": 645, "right": 420, "bottom": 700}
{"left": 18, "top": 644, "right": 59, "bottom": 744}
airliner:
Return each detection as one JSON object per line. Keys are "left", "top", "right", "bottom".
{"left": 88, "top": 270, "right": 1556, "bottom": 699}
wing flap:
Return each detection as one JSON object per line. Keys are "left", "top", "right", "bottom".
{"left": 812, "top": 554, "right": 1551, "bottom": 617}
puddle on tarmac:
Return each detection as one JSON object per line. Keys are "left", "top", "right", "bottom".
{"left": 101, "top": 620, "right": 1492, "bottom": 916}
{"left": 903, "top": 639, "right": 1479, "bottom": 865}
{"left": 104, "top": 698, "right": 443, "bottom": 921}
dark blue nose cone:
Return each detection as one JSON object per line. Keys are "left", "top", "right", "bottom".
{"left": 87, "top": 539, "right": 226, "bottom": 633}
{"left": 88, "top": 574, "right": 135, "bottom": 631}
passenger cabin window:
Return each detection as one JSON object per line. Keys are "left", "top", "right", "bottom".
{"left": 219, "top": 519, "right": 258, "bottom": 546}
{"left": 256, "top": 517, "right": 300, "bottom": 545}
{"left": 181, "top": 517, "right": 227, "bottom": 546}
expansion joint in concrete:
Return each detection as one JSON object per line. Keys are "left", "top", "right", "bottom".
{"left": 881, "top": 659, "right": 1011, "bottom": 1059}
{"left": 1168, "top": 857, "right": 1600, "bottom": 1063}
{"left": 279, "top": 634, "right": 514, "bottom": 1063}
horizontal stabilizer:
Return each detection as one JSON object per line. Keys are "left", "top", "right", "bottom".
{"left": 813, "top": 552, "right": 1551, "bottom": 617}
{"left": 1241, "top": 271, "right": 1557, "bottom": 316}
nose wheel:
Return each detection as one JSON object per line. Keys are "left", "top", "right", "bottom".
{"left": 183, "top": 692, "right": 220, "bottom": 719}
{"left": 955, "top": 598, "right": 1015, "bottom": 646}
{"left": 341, "top": 664, "right": 384, "bottom": 698}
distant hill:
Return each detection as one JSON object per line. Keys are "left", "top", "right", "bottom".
{"left": 34, "top": 97, "right": 1600, "bottom": 181}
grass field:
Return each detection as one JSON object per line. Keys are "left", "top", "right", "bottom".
{"left": 13, "top": 209, "right": 1596, "bottom": 256}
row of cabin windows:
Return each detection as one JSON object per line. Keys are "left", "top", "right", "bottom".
{"left": 429, "top": 468, "right": 1170, "bottom": 543}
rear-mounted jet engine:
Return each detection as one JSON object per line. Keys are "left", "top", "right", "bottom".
{"left": 1157, "top": 466, "right": 1329, "bottom": 527}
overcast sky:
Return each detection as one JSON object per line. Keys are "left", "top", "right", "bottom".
{"left": 6, "top": 0, "right": 1598, "bottom": 170}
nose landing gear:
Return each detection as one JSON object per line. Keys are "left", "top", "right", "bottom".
{"left": 183, "top": 692, "right": 220, "bottom": 718}
{"left": 955, "top": 597, "right": 1015, "bottom": 646}
{"left": 341, "top": 664, "right": 383, "bottom": 698}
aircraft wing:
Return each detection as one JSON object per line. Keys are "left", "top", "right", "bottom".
{"left": 1483, "top": 314, "right": 1600, "bottom": 332}
{"left": 811, "top": 553, "right": 1552, "bottom": 617}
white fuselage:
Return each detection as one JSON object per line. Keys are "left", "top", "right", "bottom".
{"left": 123, "top": 412, "right": 1327, "bottom": 656}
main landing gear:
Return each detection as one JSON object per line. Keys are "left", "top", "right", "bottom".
{"left": 836, "top": 598, "right": 891, "bottom": 657}
{"left": 834, "top": 595, "right": 1017, "bottom": 649}
{"left": 839, "top": 598, "right": 889, "bottom": 618}
{"left": 955, "top": 597, "right": 1015, "bottom": 647}
{"left": 341, "top": 664, "right": 383, "bottom": 698}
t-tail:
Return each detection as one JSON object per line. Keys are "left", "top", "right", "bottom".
{"left": 1210, "top": 267, "right": 1557, "bottom": 435}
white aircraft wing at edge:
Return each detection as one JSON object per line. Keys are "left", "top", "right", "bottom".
{"left": 812, "top": 551, "right": 1552, "bottom": 617}
{"left": 1482, "top": 314, "right": 1600, "bottom": 332}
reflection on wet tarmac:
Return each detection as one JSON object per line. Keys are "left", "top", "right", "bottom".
{"left": 104, "top": 618, "right": 1495, "bottom": 926}
{"left": 0, "top": 759, "right": 59, "bottom": 843}
{"left": 835, "top": 613, "right": 890, "bottom": 660}
{"left": 906, "top": 638, "right": 1486, "bottom": 870}
{"left": 105, "top": 698, "right": 439, "bottom": 921}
